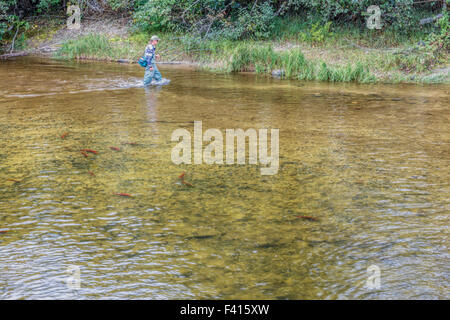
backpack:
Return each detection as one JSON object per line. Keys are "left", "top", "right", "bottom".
{"left": 138, "top": 56, "right": 147, "bottom": 68}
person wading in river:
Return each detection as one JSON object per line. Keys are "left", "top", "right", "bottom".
{"left": 143, "top": 35, "right": 162, "bottom": 86}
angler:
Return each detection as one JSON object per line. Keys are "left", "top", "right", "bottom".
{"left": 140, "top": 35, "right": 170, "bottom": 86}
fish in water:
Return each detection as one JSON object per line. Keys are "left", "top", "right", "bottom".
{"left": 182, "top": 180, "right": 194, "bottom": 187}
{"left": 149, "top": 78, "right": 171, "bottom": 86}
{"left": 109, "top": 146, "right": 120, "bottom": 151}
{"left": 81, "top": 149, "right": 98, "bottom": 155}
{"left": 186, "top": 235, "right": 215, "bottom": 240}
{"left": 297, "top": 215, "right": 319, "bottom": 221}
{"left": 0, "top": 230, "right": 8, "bottom": 234}
{"left": 113, "top": 192, "right": 133, "bottom": 197}
{"left": 122, "top": 142, "right": 138, "bottom": 146}
{"left": 81, "top": 151, "right": 89, "bottom": 158}
{"left": 178, "top": 172, "right": 193, "bottom": 186}
{"left": 61, "top": 132, "right": 69, "bottom": 139}
{"left": 7, "top": 178, "right": 21, "bottom": 183}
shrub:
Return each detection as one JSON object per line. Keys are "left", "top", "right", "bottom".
{"left": 425, "top": 9, "right": 449, "bottom": 56}
{"left": 132, "top": 0, "right": 279, "bottom": 40}
{"left": 299, "top": 21, "right": 333, "bottom": 44}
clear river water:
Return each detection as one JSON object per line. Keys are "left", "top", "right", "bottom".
{"left": 0, "top": 57, "right": 448, "bottom": 299}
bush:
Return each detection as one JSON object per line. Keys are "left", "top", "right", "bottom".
{"left": 132, "top": 0, "right": 176, "bottom": 32}
{"left": 130, "top": 0, "right": 441, "bottom": 39}
{"left": 132, "top": 0, "right": 278, "bottom": 40}
{"left": 286, "top": 0, "right": 434, "bottom": 32}
{"left": 299, "top": 21, "right": 333, "bottom": 44}
{"left": 425, "top": 9, "right": 449, "bottom": 56}
{"left": 0, "top": 0, "right": 444, "bottom": 45}
{"left": 234, "top": 2, "right": 276, "bottom": 39}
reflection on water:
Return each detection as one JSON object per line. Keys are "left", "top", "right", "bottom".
{"left": 0, "top": 57, "right": 449, "bottom": 299}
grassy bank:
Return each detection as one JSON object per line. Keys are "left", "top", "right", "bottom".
{"left": 54, "top": 33, "right": 376, "bottom": 83}
{"left": 24, "top": 17, "right": 449, "bottom": 84}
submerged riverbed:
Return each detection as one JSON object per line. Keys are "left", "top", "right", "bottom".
{"left": 0, "top": 57, "right": 448, "bottom": 299}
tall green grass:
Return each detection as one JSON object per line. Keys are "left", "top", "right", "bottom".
{"left": 57, "top": 34, "right": 113, "bottom": 59}
{"left": 226, "top": 43, "right": 375, "bottom": 83}
{"left": 56, "top": 34, "right": 141, "bottom": 60}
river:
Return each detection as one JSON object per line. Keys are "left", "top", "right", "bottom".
{"left": 0, "top": 57, "right": 448, "bottom": 299}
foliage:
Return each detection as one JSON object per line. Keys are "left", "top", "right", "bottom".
{"left": 132, "top": 0, "right": 279, "bottom": 40}
{"left": 36, "top": 0, "right": 61, "bottom": 13}
{"left": 132, "top": 0, "right": 176, "bottom": 32}
{"left": 0, "top": 0, "right": 445, "bottom": 45}
{"left": 299, "top": 21, "right": 333, "bottom": 44}
{"left": 130, "top": 0, "right": 443, "bottom": 40}
{"left": 0, "top": 0, "right": 14, "bottom": 42}
{"left": 233, "top": 2, "right": 276, "bottom": 39}
{"left": 287, "top": 0, "right": 435, "bottom": 31}
{"left": 106, "top": 0, "right": 135, "bottom": 11}
{"left": 425, "top": 8, "right": 449, "bottom": 56}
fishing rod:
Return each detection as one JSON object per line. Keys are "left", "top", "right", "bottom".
{"left": 161, "top": 48, "right": 214, "bottom": 59}
{"left": 165, "top": 48, "right": 214, "bottom": 62}
{"left": 159, "top": 47, "right": 184, "bottom": 54}
{"left": 161, "top": 46, "right": 214, "bottom": 54}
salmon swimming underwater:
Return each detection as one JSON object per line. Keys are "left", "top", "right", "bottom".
{"left": 297, "top": 215, "right": 319, "bottom": 222}
{"left": 81, "top": 149, "right": 98, "bottom": 155}
{"left": 113, "top": 192, "right": 133, "bottom": 197}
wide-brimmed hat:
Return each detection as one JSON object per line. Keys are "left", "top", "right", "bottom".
{"left": 150, "top": 35, "right": 160, "bottom": 41}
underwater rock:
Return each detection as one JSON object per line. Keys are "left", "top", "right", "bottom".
{"left": 271, "top": 69, "right": 285, "bottom": 78}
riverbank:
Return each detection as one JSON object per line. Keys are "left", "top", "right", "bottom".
{"left": 3, "top": 17, "right": 449, "bottom": 84}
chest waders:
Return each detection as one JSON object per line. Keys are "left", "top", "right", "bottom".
{"left": 143, "top": 63, "right": 162, "bottom": 86}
